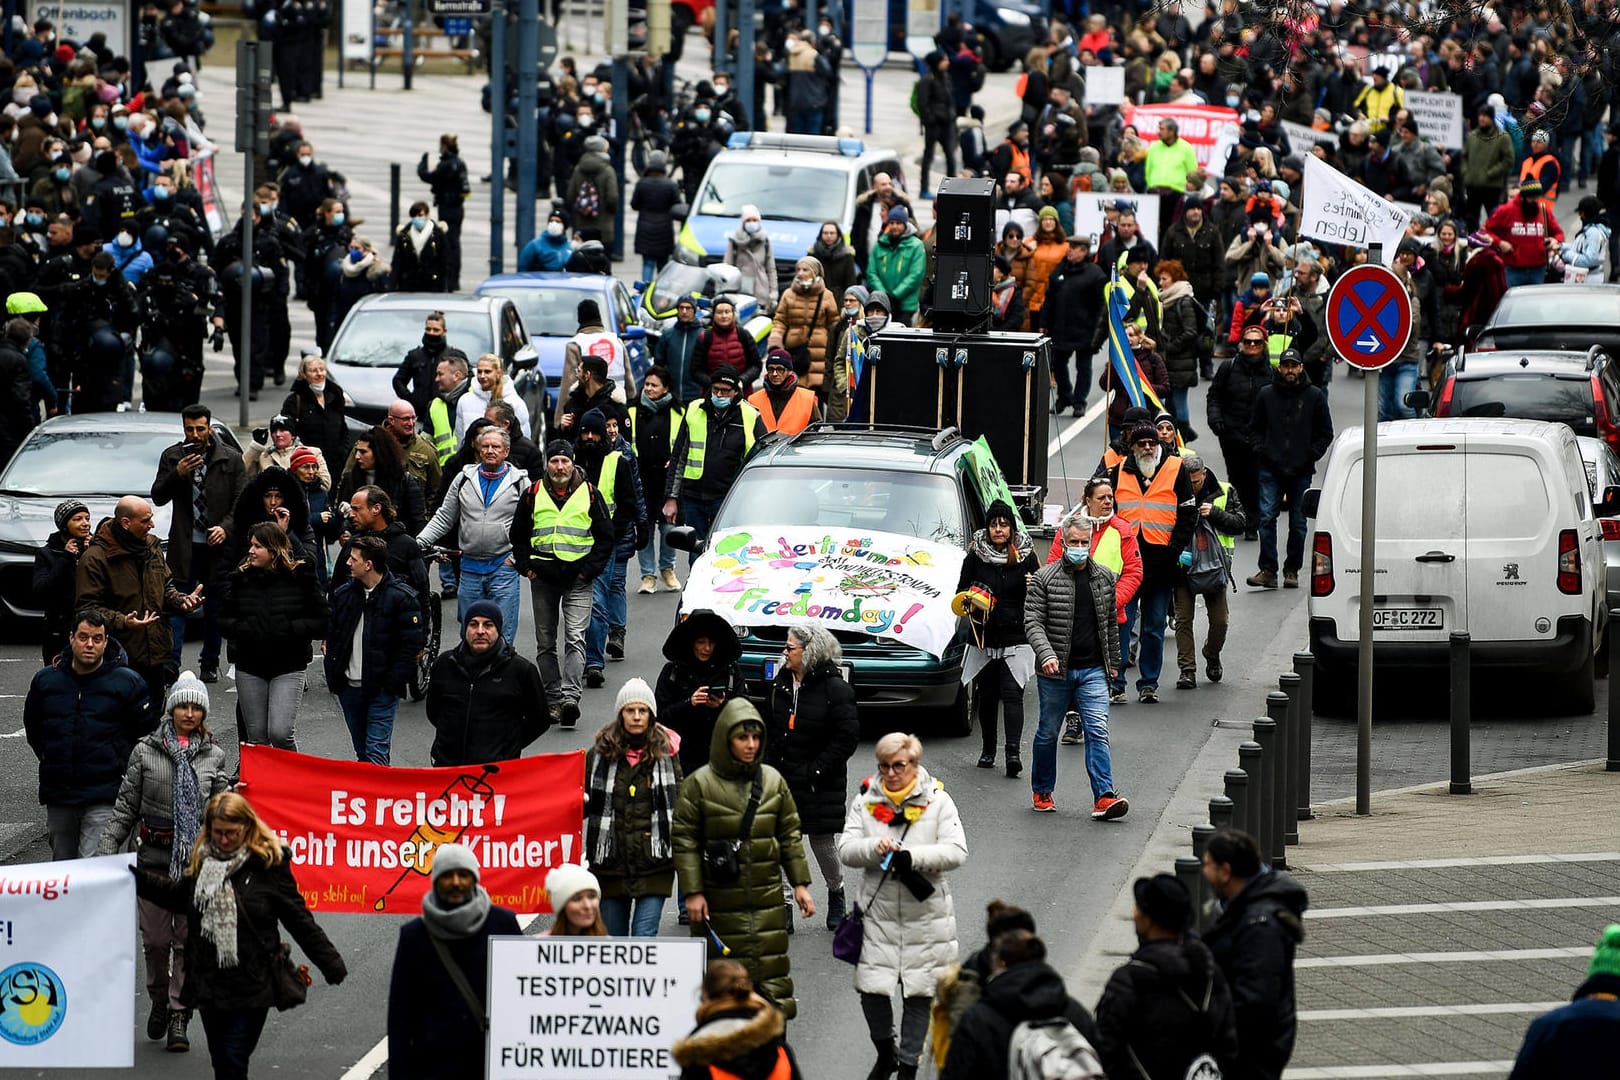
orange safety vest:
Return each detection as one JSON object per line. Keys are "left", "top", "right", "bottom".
{"left": 1519, "top": 153, "right": 1560, "bottom": 207}
{"left": 1114, "top": 454, "right": 1183, "bottom": 548}
{"left": 1101, "top": 447, "right": 1124, "bottom": 470}
{"left": 1005, "top": 139, "right": 1031, "bottom": 183}
{"left": 711, "top": 1046, "right": 793, "bottom": 1080}
{"left": 748, "top": 386, "right": 818, "bottom": 435}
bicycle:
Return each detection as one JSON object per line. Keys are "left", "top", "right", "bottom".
{"left": 407, "top": 545, "right": 455, "bottom": 701}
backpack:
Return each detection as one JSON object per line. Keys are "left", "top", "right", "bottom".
{"left": 1185, "top": 513, "right": 1232, "bottom": 597}
{"left": 1006, "top": 1018, "right": 1105, "bottom": 1080}
{"left": 574, "top": 177, "right": 601, "bottom": 217}
{"left": 1183, "top": 1055, "right": 1223, "bottom": 1080}
{"left": 909, "top": 80, "right": 921, "bottom": 117}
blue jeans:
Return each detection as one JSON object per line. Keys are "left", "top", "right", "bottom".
{"left": 680, "top": 495, "right": 724, "bottom": 565}
{"left": 1584, "top": 122, "right": 1604, "bottom": 182}
{"left": 1168, "top": 385, "right": 1191, "bottom": 428}
{"left": 600, "top": 894, "right": 666, "bottom": 937}
{"left": 586, "top": 549, "right": 631, "bottom": 669}
{"left": 199, "top": 1006, "right": 269, "bottom": 1080}
{"left": 788, "top": 108, "right": 823, "bottom": 135}
{"left": 1114, "top": 583, "right": 1172, "bottom": 693}
{"left": 1257, "top": 466, "right": 1313, "bottom": 575}
{"left": 458, "top": 562, "right": 522, "bottom": 645}
{"left": 641, "top": 256, "right": 664, "bottom": 283}
{"left": 438, "top": 555, "right": 459, "bottom": 591}
{"left": 1504, "top": 265, "right": 1546, "bottom": 288}
{"left": 337, "top": 686, "right": 398, "bottom": 765}
{"left": 637, "top": 522, "right": 678, "bottom": 575}
{"left": 1377, "top": 360, "right": 1418, "bottom": 421}
{"left": 1033, "top": 668, "right": 1113, "bottom": 800}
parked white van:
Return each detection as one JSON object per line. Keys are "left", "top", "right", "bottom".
{"left": 1305, "top": 419, "right": 1610, "bottom": 716}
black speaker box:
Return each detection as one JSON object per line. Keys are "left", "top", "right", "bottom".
{"left": 859, "top": 328, "right": 1052, "bottom": 493}
{"left": 932, "top": 253, "right": 992, "bottom": 316}
{"left": 934, "top": 176, "right": 996, "bottom": 255}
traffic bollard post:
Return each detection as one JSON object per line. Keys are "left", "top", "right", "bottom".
{"left": 1608, "top": 611, "right": 1619, "bottom": 772}
{"left": 1208, "top": 795, "right": 1234, "bottom": 833}
{"left": 1450, "top": 630, "right": 1472, "bottom": 794}
{"left": 1191, "top": 824, "right": 1215, "bottom": 931}
{"left": 1175, "top": 855, "right": 1204, "bottom": 930}
{"left": 1225, "top": 767, "right": 1251, "bottom": 836}
{"left": 1278, "top": 676, "right": 1302, "bottom": 845}
{"left": 1253, "top": 717, "right": 1279, "bottom": 866}
{"left": 1293, "top": 651, "right": 1315, "bottom": 820}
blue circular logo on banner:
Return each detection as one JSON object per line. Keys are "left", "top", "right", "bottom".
{"left": 0, "top": 962, "right": 67, "bottom": 1045}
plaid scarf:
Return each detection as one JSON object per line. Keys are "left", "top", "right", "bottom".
{"left": 193, "top": 844, "right": 251, "bottom": 968}
{"left": 587, "top": 751, "right": 679, "bottom": 866}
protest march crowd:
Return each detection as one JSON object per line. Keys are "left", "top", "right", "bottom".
{"left": 3, "top": 0, "right": 1620, "bottom": 1076}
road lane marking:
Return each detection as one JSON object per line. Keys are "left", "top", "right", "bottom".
{"left": 1045, "top": 398, "right": 1106, "bottom": 458}
{"left": 0, "top": 729, "right": 26, "bottom": 738}
{"left": 1297, "top": 946, "right": 1590, "bottom": 968}
{"left": 1299, "top": 1002, "right": 1562, "bottom": 1021}
{"left": 1301, "top": 852, "right": 1620, "bottom": 872}
{"left": 1310, "top": 896, "right": 1620, "bottom": 918}
{"left": 1285, "top": 1063, "right": 1517, "bottom": 1078}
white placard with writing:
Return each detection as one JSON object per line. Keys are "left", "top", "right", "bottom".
{"left": 36, "top": 2, "right": 127, "bottom": 56}
{"left": 488, "top": 936, "right": 706, "bottom": 1079}
{"left": 1085, "top": 65, "right": 1126, "bottom": 106}
{"left": 1403, "top": 89, "right": 1465, "bottom": 150}
{"left": 850, "top": 6, "right": 889, "bottom": 68}
{"left": 1280, "top": 119, "right": 1338, "bottom": 152}
{"left": 1299, "top": 154, "right": 1410, "bottom": 265}
{"left": 1070, "top": 192, "right": 1162, "bottom": 250}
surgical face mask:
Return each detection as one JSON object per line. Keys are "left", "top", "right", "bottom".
{"left": 331, "top": 211, "right": 345, "bottom": 226}
{"left": 348, "top": 248, "right": 365, "bottom": 262}
{"left": 546, "top": 221, "right": 564, "bottom": 237}
{"left": 153, "top": 186, "right": 171, "bottom": 201}
{"left": 24, "top": 212, "right": 42, "bottom": 226}
{"left": 1063, "top": 544, "right": 1089, "bottom": 566}
{"left": 298, "top": 154, "right": 313, "bottom": 167}
{"left": 1226, "top": 95, "right": 1240, "bottom": 108}
{"left": 413, "top": 216, "right": 429, "bottom": 230}
{"left": 112, "top": 116, "right": 128, "bottom": 130}
{"left": 744, "top": 220, "right": 762, "bottom": 235}
{"left": 693, "top": 108, "right": 711, "bottom": 123}
{"left": 576, "top": 112, "right": 594, "bottom": 127}
{"left": 90, "top": 116, "right": 105, "bottom": 130}
{"left": 710, "top": 394, "right": 733, "bottom": 410}
{"left": 844, "top": 304, "right": 859, "bottom": 317}
{"left": 592, "top": 92, "right": 604, "bottom": 104}
{"left": 115, "top": 232, "right": 134, "bottom": 248}
{"left": 53, "top": 167, "right": 69, "bottom": 182}
{"left": 714, "top": 83, "right": 729, "bottom": 96}
{"left": 91, "top": 275, "right": 108, "bottom": 287}
{"left": 258, "top": 202, "right": 273, "bottom": 216}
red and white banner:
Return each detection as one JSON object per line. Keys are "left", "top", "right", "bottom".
{"left": 240, "top": 746, "right": 585, "bottom": 915}
{"left": 1124, "top": 103, "right": 1242, "bottom": 170}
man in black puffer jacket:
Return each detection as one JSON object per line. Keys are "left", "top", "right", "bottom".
{"left": 1095, "top": 874, "right": 1240, "bottom": 1080}
{"left": 24, "top": 610, "right": 150, "bottom": 860}
{"left": 942, "top": 929, "right": 1100, "bottom": 1080}
{"left": 425, "top": 601, "right": 550, "bottom": 767}
{"left": 1206, "top": 323, "right": 1274, "bottom": 539}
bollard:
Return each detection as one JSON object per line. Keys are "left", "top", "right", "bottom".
{"left": 1450, "top": 630, "right": 1472, "bottom": 793}
{"left": 1191, "top": 825, "right": 1215, "bottom": 931}
{"left": 1224, "top": 768, "right": 1250, "bottom": 836}
{"left": 1174, "top": 855, "right": 1204, "bottom": 930}
{"left": 1293, "top": 652, "right": 1316, "bottom": 820}
{"left": 390, "top": 163, "right": 402, "bottom": 239}
{"left": 1238, "top": 742, "right": 1266, "bottom": 856}
{"left": 1253, "top": 718, "right": 1280, "bottom": 866}
{"left": 1208, "top": 795, "right": 1234, "bottom": 833}
{"left": 1278, "top": 676, "right": 1302, "bottom": 844}
{"left": 1610, "top": 612, "right": 1620, "bottom": 772}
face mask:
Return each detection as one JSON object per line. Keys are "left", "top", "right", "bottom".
{"left": 413, "top": 216, "right": 429, "bottom": 230}
{"left": 331, "top": 212, "right": 345, "bottom": 226}
{"left": 153, "top": 186, "right": 171, "bottom": 201}
{"left": 1063, "top": 545, "right": 1090, "bottom": 566}
{"left": 844, "top": 304, "right": 859, "bottom": 317}
{"left": 44, "top": 114, "right": 56, "bottom": 128}
{"left": 92, "top": 276, "right": 107, "bottom": 287}
{"left": 865, "top": 315, "right": 888, "bottom": 331}
{"left": 546, "top": 221, "right": 564, "bottom": 237}
{"left": 115, "top": 232, "right": 134, "bottom": 248}
{"left": 53, "top": 167, "right": 69, "bottom": 182}
{"left": 24, "top": 212, "right": 41, "bottom": 226}
{"left": 1226, "top": 95, "right": 1241, "bottom": 108}
{"left": 592, "top": 92, "right": 605, "bottom": 104}
{"left": 694, "top": 108, "right": 711, "bottom": 123}
{"left": 577, "top": 113, "right": 594, "bottom": 127}
{"left": 298, "top": 154, "right": 313, "bottom": 167}
{"left": 744, "top": 220, "right": 762, "bottom": 235}
{"left": 113, "top": 116, "right": 128, "bottom": 130}
{"left": 348, "top": 248, "right": 365, "bottom": 262}
{"left": 90, "top": 117, "right": 105, "bottom": 130}
{"left": 710, "top": 394, "right": 733, "bottom": 410}
{"left": 258, "top": 202, "right": 273, "bottom": 216}
{"left": 714, "top": 84, "right": 729, "bottom": 96}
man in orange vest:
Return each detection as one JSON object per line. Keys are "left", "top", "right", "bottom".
{"left": 748, "top": 349, "right": 822, "bottom": 435}
{"left": 1107, "top": 422, "right": 1197, "bottom": 705}
{"left": 1519, "top": 128, "right": 1562, "bottom": 209}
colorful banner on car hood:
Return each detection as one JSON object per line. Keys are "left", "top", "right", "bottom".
{"left": 680, "top": 529, "right": 965, "bottom": 658}
{"left": 240, "top": 746, "right": 585, "bottom": 915}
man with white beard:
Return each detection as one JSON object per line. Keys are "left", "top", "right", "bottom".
{"left": 1107, "top": 422, "right": 1197, "bottom": 704}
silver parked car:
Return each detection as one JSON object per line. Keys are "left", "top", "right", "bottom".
{"left": 1576, "top": 434, "right": 1620, "bottom": 618}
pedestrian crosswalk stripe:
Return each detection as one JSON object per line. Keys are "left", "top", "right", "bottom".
{"left": 1297, "top": 946, "right": 1590, "bottom": 968}
{"left": 1299, "top": 1002, "right": 1563, "bottom": 1021}
{"left": 1284, "top": 1062, "right": 1516, "bottom": 1078}
{"left": 1301, "top": 852, "right": 1620, "bottom": 872}
{"left": 1309, "top": 895, "right": 1620, "bottom": 918}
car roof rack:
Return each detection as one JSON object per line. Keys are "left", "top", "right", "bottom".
{"left": 724, "top": 131, "right": 865, "bottom": 156}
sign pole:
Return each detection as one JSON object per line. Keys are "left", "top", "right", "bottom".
{"left": 1357, "top": 329, "right": 1376, "bottom": 815}
{"left": 489, "top": 6, "right": 505, "bottom": 276}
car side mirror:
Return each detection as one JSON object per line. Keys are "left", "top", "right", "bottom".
{"left": 1302, "top": 488, "right": 1321, "bottom": 518}
{"left": 1462, "top": 323, "right": 1482, "bottom": 344}
{"left": 1403, "top": 389, "right": 1430, "bottom": 412}
{"left": 511, "top": 344, "right": 539, "bottom": 371}
{"left": 1599, "top": 486, "right": 1620, "bottom": 518}
{"left": 665, "top": 525, "right": 703, "bottom": 554}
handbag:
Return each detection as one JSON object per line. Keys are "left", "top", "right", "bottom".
{"left": 833, "top": 819, "right": 913, "bottom": 966}
{"left": 702, "top": 771, "right": 763, "bottom": 886}
{"left": 270, "top": 941, "right": 312, "bottom": 1011}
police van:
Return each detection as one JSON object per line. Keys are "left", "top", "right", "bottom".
{"left": 1305, "top": 418, "right": 1609, "bottom": 715}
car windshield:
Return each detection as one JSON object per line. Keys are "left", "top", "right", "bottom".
{"left": 330, "top": 308, "right": 492, "bottom": 367}
{"left": 715, "top": 466, "right": 966, "bottom": 546}
{"left": 697, "top": 162, "right": 849, "bottom": 223}
{"left": 481, "top": 286, "right": 594, "bottom": 337}
{"left": 1450, "top": 375, "right": 1595, "bottom": 435}
{"left": 648, "top": 262, "right": 714, "bottom": 312}
{"left": 1494, "top": 289, "right": 1620, "bottom": 326}
{"left": 1, "top": 428, "right": 183, "bottom": 496}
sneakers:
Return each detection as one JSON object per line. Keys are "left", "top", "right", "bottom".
{"left": 1206, "top": 661, "right": 1223, "bottom": 683}
{"left": 660, "top": 568, "right": 682, "bottom": 591}
{"left": 639, "top": 575, "right": 656, "bottom": 594}
{"left": 166, "top": 1010, "right": 190, "bottom": 1052}
{"left": 825, "top": 887, "right": 847, "bottom": 931}
{"left": 147, "top": 1002, "right": 167, "bottom": 1041}
{"left": 607, "top": 627, "right": 626, "bottom": 660}
{"left": 1059, "top": 710, "right": 1083, "bottom": 744}
{"left": 1282, "top": 570, "right": 1300, "bottom": 589}
{"left": 1109, "top": 689, "right": 1128, "bottom": 705}
{"left": 560, "top": 700, "right": 580, "bottom": 729}
{"left": 1032, "top": 792, "right": 1056, "bottom": 813}
{"left": 1139, "top": 687, "right": 1159, "bottom": 704}
{"left": 1092, "top": 793, "right": 1130, "bottom": 820}
{"left": 1247, "top": 570, "right": 1279, "bottom": 589}
{"left": 585, "top": 667, "right": 606, "bottom": 688}
{"left": 1176, "top": 672, "right": 1197, "bottom": 690}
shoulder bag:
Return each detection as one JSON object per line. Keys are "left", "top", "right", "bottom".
{"left": 431, "top": 935, "right": 488, "bottom": 1033}
{"left": 702, "top": 770, "right": 763, "bottom": 885}
{"left": 833, "top": 818, "right": 914, "bottom": 965}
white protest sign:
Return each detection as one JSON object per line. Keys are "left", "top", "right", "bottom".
{"left": 1071, "top": 192, "right": 1161, "bottom": 250}
{"left": 0, "top": 855, "right": 135, "bottom": 1068}
{"left": 488, "top": 937, "right": 705, "bottom": 1079}
{"left": 1361, "top": 51, "right": 1401, "bottom": 80}
{"left": 1404, "top": 89, "right": 1465, "bottom": 150}
{"left": 1280, "top": 119, "right": 1338, "bottom": 152}
{"left": 905, "top": 0, "right": 942, "bottom": 58}
{"left": 1084, "top": 65, "right": 1126, "bottom": 106}
{"left": 850, "top": 5, "right": 888, "bottom": 68}
{"left": 1299, "top": 153, "right": 1410, "bottom": 265}
{"left": 36, "top": 2, "right": 127, "bottom": 55}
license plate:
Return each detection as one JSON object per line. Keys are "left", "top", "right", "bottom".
{"left": 1372, "top": 607, "right": 1443, "bottom": 630}
{"left": 763, "top": 659, "right": 778, "bottom": 681}
{"left": 763, "top": 659, "right": 854, "bottom": 684}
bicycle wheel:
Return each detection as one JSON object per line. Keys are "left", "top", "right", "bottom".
{"left": 408, "top": 594, "right": 444, "bottom": 701}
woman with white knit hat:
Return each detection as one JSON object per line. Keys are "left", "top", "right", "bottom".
{"left": 539, "top": 864, "right": 607, "bottom": 936}
{"left": 584, "top": 677, "right": 683, "bottom": 936}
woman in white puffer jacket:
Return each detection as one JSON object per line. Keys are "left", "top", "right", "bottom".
{"left": 838, "top": 732, "right": 968, "bottom": 1080}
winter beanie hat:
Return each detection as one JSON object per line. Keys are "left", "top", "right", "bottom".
{"left": 430, "top": 842, "right": 480, "bottom": 884}
{"left": 1590, "top": 924, "right": 1620, "bottom": 978}
{"left": 164, "top": 670, "right": 210, "bottom": 719}
{"left": 615, "top": 677, "right": 657, "bottom": 719}
{"left": 546, "top": 864, "right": 600, "bottom": 911}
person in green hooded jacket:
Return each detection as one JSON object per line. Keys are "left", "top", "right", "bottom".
{"left": 865, "top": 205, "right": 927, "bottom": 325}
{"left": 674, "top": 699, "right": 815, "bottom": 1018}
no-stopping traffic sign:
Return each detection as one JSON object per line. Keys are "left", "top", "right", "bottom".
{"left": 1326, "top": 263, "right": 1413, "bottom": 371}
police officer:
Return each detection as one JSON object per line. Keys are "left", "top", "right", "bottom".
{"left": 57, "top": 251, "right": 141, "bottom": 412}
{"left": 418, "top": 134, "right": 469, "bottom": 293}
{"left": 301, "top": 198, "right": 351, "bottom": 353}
{"left": 213, "top": 202, "right": 288, "bottom": 401}
{"left": 258, "top": 183, "right": 305, "bottom": 386}
{"left": 138, "top": 240, "right": 215, "bottom": 411}
{"left": 671, "top": 98, "right": 724, "bottom": 204}
{"left": 84, "top": 150, "right": 145, "bottom": 242}
{"left": 277, "top": 140, "right": 342, "bottom": 229}
{"left": 135, "top": 170, "right": 209, "bottom": 258}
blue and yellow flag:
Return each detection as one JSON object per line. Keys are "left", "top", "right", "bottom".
{"left": 1104, "top": 268, "right": 1182, "bottom": 447}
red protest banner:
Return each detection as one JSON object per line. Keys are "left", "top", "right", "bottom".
{"left": 1124, "top": 103, "right": 1242, "bottom": 169}
{"left": 240, "top": 746, "right": 585, "bottom": 915}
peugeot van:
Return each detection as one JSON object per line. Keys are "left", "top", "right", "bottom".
{"left": 1305, "top": 419, "right": 1609, "bottom": 716}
